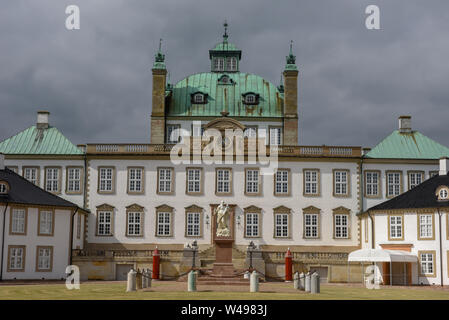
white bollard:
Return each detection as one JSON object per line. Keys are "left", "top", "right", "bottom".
{"left": 299, "top": 272, "right": 305, "bottom": 291}
{"left": 188, "top": 270, "right": 197, "bottom": 292}
{"left": 142, "top": 270, "right": 148, "bottom": 288}
{"left": 147, "top": 268, "right": 152, "bottom": 288}
{"left": 305, "top": 272, "right": 311, "bottom": 293}
{"left": 311, "top": 272, "right": 320, "bottom": 294}
{"left": 250, "top": 271, "right": 259, "bottom": 292}
{"left": 126, "top": 269, "right": 137, "bottom": 292}
{"left": 293, "top": 272, "right": 299, "bottom": 289}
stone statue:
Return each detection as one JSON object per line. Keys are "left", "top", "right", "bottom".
{"left": 214, "top": 200, "right": 230, "bottom": 237}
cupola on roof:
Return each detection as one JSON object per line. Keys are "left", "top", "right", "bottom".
{"left": 209, "top": 22, "right": 242, "bottom": 72}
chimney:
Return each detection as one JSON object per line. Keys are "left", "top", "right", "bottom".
{"left": 37, "top": 110, "right": 50, "bottom": 129}
{"left": 398, "top": 115, "right": 411, "bottom": 133}
{"left": 439, "top": 157, "right": 449, "bottom": 176}
{"left": 0, "top": 153, "right": 4, "bottom": 170}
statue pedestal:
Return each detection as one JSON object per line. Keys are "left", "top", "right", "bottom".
{"left": 210, "top": 203, "right": 237, "bottom": 277}
{"left": 213, "top": 239, "right": 234, "bottom": 276}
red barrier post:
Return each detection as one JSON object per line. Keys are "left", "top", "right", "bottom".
{"left": 285, "top": 248, "right": 292, "bottom": 282}
{"left": 152, "top": 247, "right": 160, "bottom": 280}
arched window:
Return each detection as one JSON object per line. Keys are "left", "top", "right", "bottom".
{"left": 0, "top": 181, "right": 9, "bottom": 194}
{"left": 437, "top": 186, "right": 449, "bottom": 200}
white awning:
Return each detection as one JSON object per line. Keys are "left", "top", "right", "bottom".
{"left": 348, "top": 249, "right": 418, "bottom": 263}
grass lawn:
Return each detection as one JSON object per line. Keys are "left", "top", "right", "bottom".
{"left": 0, "top": 281, "right": 449, "bottom": 300}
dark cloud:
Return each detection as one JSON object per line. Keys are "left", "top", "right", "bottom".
{"left": 1, "top": 0, "right": 449, "bottom": 147}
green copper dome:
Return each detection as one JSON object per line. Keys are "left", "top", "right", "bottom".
{"left": 168, "top": 72, "right": 283, "bottom": 118}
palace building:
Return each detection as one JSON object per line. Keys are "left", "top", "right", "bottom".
{"left": 1, "top": 24, "right": 449, "bottom": 284}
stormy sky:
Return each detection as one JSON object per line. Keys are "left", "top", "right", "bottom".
{"left": 1, "top": 0, "right": 449, "bottom": 148}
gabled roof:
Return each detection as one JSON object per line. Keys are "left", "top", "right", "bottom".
{"left": 364, "top": 130, "right": 449, "bottom": 159}
{"left": 0, "top": 168, "right": 86, "bottom": 210}
{"left": 0, "top": 126, "right": 83, "bottom": 155}
{"left": 366, "top": 174, "right": 449, "bottom": 212}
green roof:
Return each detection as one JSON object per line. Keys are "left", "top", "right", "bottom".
{"left": 211, "top": 42, "right": 240, "bottom": 52}
{"left": 168, "top": 72, "right": 283, "bottom": 118}
{"left": 365, "top": 130, "right": 449, "bottom": 159}
{"left": 0, "top": 126, "right": 84, "bottom": 155}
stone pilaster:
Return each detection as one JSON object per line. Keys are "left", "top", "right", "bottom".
{"left": 283, "top": 69, "right": 299, "bottom": 145}
{"left": 151, "top": 68, "right": 167, "bottom": 144}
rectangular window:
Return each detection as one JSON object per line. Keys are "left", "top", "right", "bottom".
{"left": 158, "top": 168, "right": 173, "bottom": 193}
{"left": 244, "top": 127, "right": 257, "bottom": 138}
{"left": 166, "top": 124, "right": 181, "bottom": 143}
{"left": 304, "top": 213, "right": 319, "bottom": 238}
{"left": 187, "top": 168, "right": 201, "bottom": 194}
{"left": 334, "top": 170, "right": 349, "bottom": 196}
{"left": 67, "top": 167, "right": 82, "bottom": 193}
{"left": 45, "top": 167, "right": 60, "bottom": 193}
{"left": 304, "top": 169, "right": 319, "bottom": 195}
{"left": 128, "top": 167, "right": 143, "bottom": 193}
{"left": 245, "top": 213, "right": 259, "bottom": 237}
{"left": 38, "top": 210, "right": 53, "bottom": 236}
{"left": 76, "top": 214, "right": 81, "bottom": 239}
{"left": 275, "top": 169, "right": 289, "bottom": 195}
{"left": 186, "top": 212, "right": 201, "bottom": 237}
{"left": 245, "top": 169, "right": 259, "bottom": 194}
{"left": 269, "top": 127, "right": 282, "bottom": 145}
{"left": 97, "top": 211, "right": 112, "bottom": 236}
{"left": 36, "top": 247, "right": 53, "bottom": 271}
{"left": 192, "top": 123, "right": 204, "bottom": 137}
{"left": 389, "top": 215, "right": 403, "bottom": 239}
{"left": 365, "top": 171, "right": 380, "bottom": 197}
{"left": 334, "top": 214, "right": 348, "bottom": 238}
{"left": 7, "top": 166, "right": 18, "bottom": 173}
{"left": 419, "top": 214, "right": 433, "bottom": 239}
{"left": 127, "top": 212, "right": 142, "bottom": 236}
{"left": 408, "top": 171, "right": 423, "bottom": 190}
{"left": 420, "top": 253, "right": 434, "bottom": 275}
{"left": 214, "top": 58, "right": 224, "bottom": 71}
{"left": 157, "top": 212, "right": 171, "bottom": 236}
{"left": 23, "top": 167, "right": 39, "bottom": 185}
{"left": 11, "top": 208, "right": 26, "bottom": 234}
{"left": 216, "top": 169, "right": 231, "bottom": 194}
{"left": 275, "top": 213, "right": 289, "bottom": 238}
{"left": 8, "top": 246, "right": 25, "bottom": 271}
{"left": 98, "top": 167, "right": 114, "bottom": 193}
{"left": 387, "top": 172, "right": 402, "bottom": 197}
{"left": 429, "top": 171, "right": 439, "bottom": 178}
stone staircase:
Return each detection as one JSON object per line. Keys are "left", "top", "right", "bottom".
{"left": 176, "top": 244, "right": 264, "bottom": 285}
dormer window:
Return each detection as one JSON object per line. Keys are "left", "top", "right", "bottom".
{"left": 191, "top": 92, "right": 208, "bottom": 104}
{"left": 436, "top": 186, "right": 449, "bottom": 200}
{"left": 0, "top": 181, "right": 9, "bottom": 194}
{"left": 242, "top": 92, "right": 259, "bottom": 105}
{"left": 218, "top": 75, "right": 234, "bottom": 85}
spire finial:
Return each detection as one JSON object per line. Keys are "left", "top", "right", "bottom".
{"left": 223, "top": 20, "right": 228, "bottom": 43}
{"left": 153, "top": 38, "right": 166, "bottom": 69}
{"left": 285, "top": 40, "right": 297, "bottom": 69}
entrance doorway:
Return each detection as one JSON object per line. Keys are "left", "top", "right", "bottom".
{"left": 116, "top": 264, "right": 133, "bottom": 281}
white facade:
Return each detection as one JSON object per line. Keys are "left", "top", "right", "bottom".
{"left": 87, "top": 159, "right": 359, "bottom": 248}
{"left": 0, "top": 205, "right": 84, "bottom": 280}
{"left": 361, "top": 210, "right": 448, "bottom": 285}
